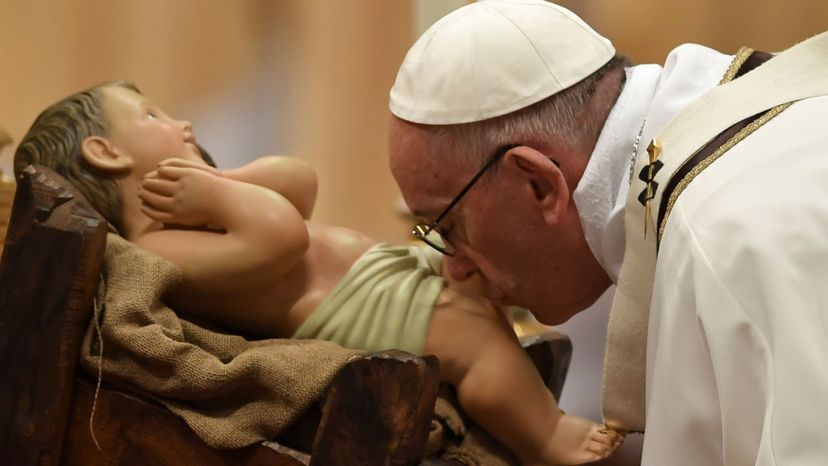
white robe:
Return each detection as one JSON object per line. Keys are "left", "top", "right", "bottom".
{"left": 644, "top": 93, "right": 828, "bottom": 465}
{"left": 574, "top": 43, "right": 732, "bottom": 282}
{"left": 576, "top": 43, "right": 828, "bottom": 465}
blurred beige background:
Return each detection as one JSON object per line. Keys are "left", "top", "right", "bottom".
{"left": 3, "top": 0, "right": 826, "bottom": 244}
{"left": 1, "top": 1, "right": 827, "bottom": 464}
{"left": 2, "top": 0, "right": 826, "bottom": 244}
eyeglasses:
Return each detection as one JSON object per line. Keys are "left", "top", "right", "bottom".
{"left": 411, "top": 143, "right": 520, "bottom": 256}
{"left": 412, "top": 144, "right": 561, "bottom": 256}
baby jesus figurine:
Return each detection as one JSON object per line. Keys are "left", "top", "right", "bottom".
{"left": 14, "top": 80, "right": 621, "bottom": 465}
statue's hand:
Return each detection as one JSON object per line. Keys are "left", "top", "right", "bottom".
{"left": 157, "top": 157, "right": 222, "bottom": 176}
{"left": 138, "top": 165, "right": 218, "bottom": 227}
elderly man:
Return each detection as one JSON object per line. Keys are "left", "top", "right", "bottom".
{"left": 388, "top": 1, "right": 828, "bottom": 465}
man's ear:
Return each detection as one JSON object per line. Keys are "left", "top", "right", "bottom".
{"left": 504, "top": 146, "right": 570, "bottom": 226}
{"left": 81, "top": 136, "right": 133, "bottom": 174}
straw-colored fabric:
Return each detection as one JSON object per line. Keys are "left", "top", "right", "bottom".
{"left": 79, "top": 234, "right": 362, "bottom": 449}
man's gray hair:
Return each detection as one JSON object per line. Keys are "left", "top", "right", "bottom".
{"left": 422, "top": 56, "right": 627, "bottom": 171}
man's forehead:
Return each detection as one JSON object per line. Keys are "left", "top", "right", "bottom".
{"left": 389, "top": 117, "right": 472, "bottom": 215}
{"left": 400, "top": 163, "right": 461, "bottom": 219}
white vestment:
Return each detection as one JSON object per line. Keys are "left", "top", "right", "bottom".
{"left": 575, "top": 39, "right": 828, "bottom": 465}
{"left": 644, "top": 92, "right": 828, "bottom": 466}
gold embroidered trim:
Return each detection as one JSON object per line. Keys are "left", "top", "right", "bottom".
{"left": 654, "top": 46, "right": 757, "bottom": 233}
{"left": 719, "top": 47, "right": 755, "bottom": 85}
{"left": 657, "top": 102, "right": 792, "bottom": 242}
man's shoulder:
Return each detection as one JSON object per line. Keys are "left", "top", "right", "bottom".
{"left": 660, "top": 43, "right": 732, "bottom": 89}
{"left": 667, "top": 94, "right": 828, "bottom": 251}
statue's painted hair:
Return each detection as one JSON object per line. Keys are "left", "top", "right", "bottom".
{"left": 14, "top": 80, "right": 215, "bottom": 234}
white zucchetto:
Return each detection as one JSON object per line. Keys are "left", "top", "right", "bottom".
{"left": 390, "top": 0, "right": 615, "bottom": 124}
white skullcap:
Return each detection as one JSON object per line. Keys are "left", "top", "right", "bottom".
{"left": 390, "top": 0, "right": 615, "bottom": 124}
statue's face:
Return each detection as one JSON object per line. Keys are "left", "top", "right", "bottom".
{"left": 99, "top": 86, "right": 204, "bottom": 176}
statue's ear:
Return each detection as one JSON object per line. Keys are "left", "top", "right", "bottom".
{"left": 81, "top": 136, "right": 133, "bottom": 174}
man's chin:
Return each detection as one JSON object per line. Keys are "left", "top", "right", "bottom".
{"left": 533, "top": 312, "right": 577, "bottom": 326}
{"left": 531, "top": 284, "right": 613, "bottom": 325}
{"left": 519, "top": 300, "right": 582, "bottom": 326}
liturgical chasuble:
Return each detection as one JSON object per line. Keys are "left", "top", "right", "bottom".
{"left": 602, "top": 30, "right": 828, "bottom": 444}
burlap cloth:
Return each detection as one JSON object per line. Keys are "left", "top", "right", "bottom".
{"left": 79, "top": 233, "right": 518, "bottom": 463}
{"left": 79, "top": 234, "right": 362, "bottom": 448}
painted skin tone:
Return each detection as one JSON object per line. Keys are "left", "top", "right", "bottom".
{"left": 81, "top": 84, "right": 619, "bottom": 465}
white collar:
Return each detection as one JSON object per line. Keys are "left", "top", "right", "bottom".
{"left": 573, "top": 64, "right": 660, "bottom": 283}
{"left": 573, "top": 44, "right": 732, "bottom": 283}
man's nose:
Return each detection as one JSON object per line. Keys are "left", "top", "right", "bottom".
{"left": 443, "top": 253, "right": 478, "bottom": 282}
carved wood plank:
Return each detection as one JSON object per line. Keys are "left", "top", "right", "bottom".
{"left": 62, "top": 377, "right": 308, "bottom": 466}
{"left": 311, "top": 351, "right": 440, "bottom": 466}
{"left": 0, "top": 166, "right": 107, "bottom": 466}
{"left": 520, "top": 329, "right": 572, "bottom": 401}
{"left": 0, "top": 178, "right": 15, "bottom": 257}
